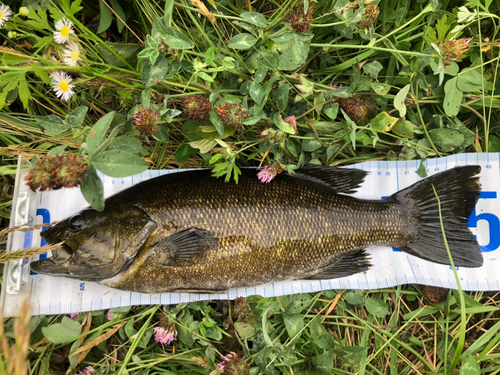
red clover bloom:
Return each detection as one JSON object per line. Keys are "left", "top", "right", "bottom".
{"left": 71, "top": 366, "right": 94, "bottom": 375}
{"left": 153, "top": 325, "right": 177, "bottom": 345}
{"left": 132, "top": 108, "right": 160, "bottom": 137}
{"left": 257, "top": 164, "right": 283, "bottom": 183}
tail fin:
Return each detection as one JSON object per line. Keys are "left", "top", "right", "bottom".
{"left": 393, "top": 166, "right": 483, "bottom": 267}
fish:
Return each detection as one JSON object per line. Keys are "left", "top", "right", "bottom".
{"left": 30, "top": 165, "right": 483, "bottom": 293}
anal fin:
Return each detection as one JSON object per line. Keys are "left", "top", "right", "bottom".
{"left": 305, "top": 249, "right": 372, "bottom": 280}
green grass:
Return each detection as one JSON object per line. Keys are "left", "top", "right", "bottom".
{"left": 1, "top": 0, "right": 500, "bottom": 373}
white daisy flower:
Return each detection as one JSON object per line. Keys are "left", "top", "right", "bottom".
{"left": 50, "top": 71, "right": 75, "bottom": 101}
{"left": 53, "top": 18, "right": 74, "bottom": 44}
{"left": 0, "top": 4, "right": 12, "bottom": 28}
{"left": 63, "top": 41, "right": 82, "bottom": 67}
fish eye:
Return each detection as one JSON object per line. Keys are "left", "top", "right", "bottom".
{"left": 69, "top": 215, "right": 83, "bottom": 231}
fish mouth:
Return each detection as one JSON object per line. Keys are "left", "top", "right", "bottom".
{"left": 30, "top": 230, "right": 77, "bottom": 276}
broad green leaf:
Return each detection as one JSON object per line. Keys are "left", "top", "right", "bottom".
{"left": 429, "top": 128, "right": 464, "bottom": 151}
{"left": 444, "top": 62, "right": 459, "bottom": 76}
{"left": 222, "top": 56, "right": 236, "bottom": 69}
{"left": 109, "top": 0, "right": 126, "bottom": 33}
{"left": 285, "top": 294, "right": 312, "bottom": 314}
{"left": 489, "top": 135, "right": 500, "bottom": 152}
{"left": 283, "top": 313, "right": 304, "bottom": 344}
{"left": 365, "top": 297, "right": 390, "bottom": 317}
{"left": 255, "top": 68, "right": 267, "bottom": 83}
{"left": 209, "top": 109, "right": 225, "bottom": 136}
{"left": 394, "top": 84, "right": 410, "bottom": 117}
{"left": 436, "top": 15, "right": 452, "bottom": 41}
{"left": 371, "top": 82, "right": 390, "bottom": 95}
{"left": 370, "top": 112, "right": 398, "bottom": 132}
{"left": 324, "top": 103, "right": 339, "bottom": 120}
{"left": 233, "top": 20, "right": 258, "bottom": 37}
{"left": 335, "top": 346, "right": 368, "bottom": 362}
{"left": 242, "top": 116, "right": 261, "bottom": 125}
{"left": 229, "top": 33, "right": 258, "bottom": 50}
{"left": 91, "top": 150, "right": 149, "bottom": 177}
{"left": 189, "top": 139, "right": 217, "bottom": 153}
{"left": 191, "top": 125, "right": 236, "bottom": 140}
{"left": 246, "top": 47, "right": 278, "bottom": 72}
{"left": 80, "top": 164, "right": 105, "bottom": 211}
{"left": 87, "top": 111, "right": 115, "bottom": 158}
{"left": 205, "top": 46, "right": 215, "bottom": 65}
{"left": 287, "top": 140, "right": 298, "bottom": 158}
{"left": 270, "top": 31, "right": 294, "bottom": 43}
{"left": 125, "top": 317, "right": 136, "bottom": 337}
{"left": 164, "top": 0, "right": 174, "bottom": 26}
{"left": 302, "top": 137, "right": 322, "bottom": 152}
{"left": 417, "top": 159, "right": 427, "bottom": 177}
{"left": 312, "top": 351, "right": 334, "bottom": 373}
{"left": 42, "top": 317, "right": 82, "bottom": 344}
{"left": 273, "top": 345, "right": 297, "bottom": 367}
{"left": 363, "top": 61, "right": 383, "bottom": 79}
{"left": 152, "top": 123, "right": 170, "bottom": 142}
{"left": 66, "top": 106, "right": 88, "bottom": 127}
{"left": 457, "top": 69, "right": 485, "bottom": 92}
{"left": 141, "top": 56, "right": 170, "bottom": 87}
{"left": 277, "top": 35, "right": 309, "bottom": 70}
{"left": 275, "top": 115, "right": 295, "bottom": 134}
{"left": 47, "top": 145, "right": 67, "bottom": 157}
{"left": 68, "top": 340, "right": 80, "bottom": 369}
{"left": 273, "top": 83, "right": 289, "bottom": 111}
{"left": 314, "top": 93, "right": 325, "bottom": 115}
{"left": 37, "top": 115, "right": 69, "bottom": 135}
{"left": 459, "top": 354, "right": 480, "bottom": 375}
{"left": 392, "top": 121, "right": 414, "bottom": 138}
{"left": 18, "top": 74, "right": 30, "bottom": 109}
{"left": 175, "top": 315, "right": 194, "bottom": 346}
{"left": 97, "top": 0, "right": 112, "bottom": 34}
{"left": 240, "top": 12, "right": 268, "bottom": 28}
{"left": 443, "top": 77, "right": 463, "bottom": 116}
{"left": 175, "top": 143, "right": 198, "bottom": 163}
{"left": 234, "top": 321, "right": 256, "bottom": 339}
{"left": 97, "top": 43, "right": 141, "bottom": 68}
{"left": 344, "top": 290, "right": 364, "bottom": 305}
{"left": 250, "top": 82, "right": 265, "bottom": 105}
{"left": 161, "top": 27, "right": 193, "bottom": 49}
{"left": 309, "top": 316, "right": 335, "bottom": 350}
{"left": 197, "top": 72, "right": 214, "bottom": 82}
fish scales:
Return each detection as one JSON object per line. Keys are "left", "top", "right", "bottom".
{"left": 101, "top": 169, "right": 411, "bottom": 292}
{"left": 31, "top": 166, "right": 483, "bottom": 293}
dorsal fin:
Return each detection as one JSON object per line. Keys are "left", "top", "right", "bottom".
{"left": 293, "top": 165, "right": 368, "bottom": 194}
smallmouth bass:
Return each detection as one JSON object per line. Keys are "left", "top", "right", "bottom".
{"left": 31, "top": 166, "right": 483, "bottom": 293}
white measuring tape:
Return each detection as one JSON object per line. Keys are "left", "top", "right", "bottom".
{"left": 1, "top": 153, "right": 498, "bottom": 316}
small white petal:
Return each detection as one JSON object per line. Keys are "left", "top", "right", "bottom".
{"left": 53, "top": 17, "right": 75, "bottom": 44}
{"left": 50, "top": 71, "right": 75, "bottom": 101}
{"left": 0, "top": 4, "right": 12, "bottom": 28}
{"left": 63, "top": 41, "right": 81, "bottom": 67}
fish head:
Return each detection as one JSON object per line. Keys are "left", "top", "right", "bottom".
{"left": 30, "top": 204, "right": 157, "bottom": 281}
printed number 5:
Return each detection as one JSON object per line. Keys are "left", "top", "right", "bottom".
{"left": 467, "top": 192, "right": 500, "bottom": 252}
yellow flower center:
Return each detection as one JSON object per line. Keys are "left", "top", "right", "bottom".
{"left": 0, "top": 11, "right": 3, "bottom": 18}
{"left": 60, "top": 80, "right": 69, "bottom": 92}
{"left": 61, "top": 26, "right": 70, "bottom": 37}
{"left": 71, "top": 50, "right": 79, "bottom": 60}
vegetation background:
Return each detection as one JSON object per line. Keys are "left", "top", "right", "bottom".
{"left": 0, "top": 0, "right": 499, "bottom": 373}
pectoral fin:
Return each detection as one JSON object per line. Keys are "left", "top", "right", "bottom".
{"left": 305, "top": 249, "right": 371, "bottom": 279}
{"left": 152, "top": 228, "right": 218, "bottom": 267}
